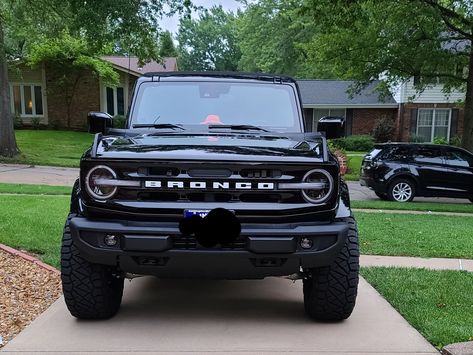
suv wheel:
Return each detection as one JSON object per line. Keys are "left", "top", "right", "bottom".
{"left": 303, "top": 216, "right": 359, "bottom": 321}
{"left": 374, "top": 191, "right": 389, "bottom": 200}
{"left": 61, "top": 214, "right": 124, "bottom": 319}
{"left": 388, "top": 178, "right": 415, "bottom": 202}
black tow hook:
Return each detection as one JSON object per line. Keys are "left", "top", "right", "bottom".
{"left": 179, "top": 208, "right": 241, "bottom": 247}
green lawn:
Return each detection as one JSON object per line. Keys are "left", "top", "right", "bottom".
{"left": 0, "top": 183, "right": 71, "bottom": 195}
{"left": 344, "top": 154, "right": 363, "bottom": 181}
{"left": 0, "top": 130, "right": 93, "bottom": 167}
{"left": 352, "top": 200, "right": 473, "bottom": 214}
{"left": 362, "top": 267, "right": 473, "bottom": 349}
{"left": 0, "top": 195, "right": 69, "bottom": 268}
{"left": 356, "top": 212, "right": 473, "bottom": 258}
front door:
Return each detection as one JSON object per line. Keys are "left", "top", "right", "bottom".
{"left": 443, "top": 148, "right": 473, "bottom": 197}
{"left": 410, "top": 146, "right": 449, "bottom": 196}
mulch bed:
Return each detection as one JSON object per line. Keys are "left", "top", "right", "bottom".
{"left": 0, "top": 249, "right": 62, "bottom": 348}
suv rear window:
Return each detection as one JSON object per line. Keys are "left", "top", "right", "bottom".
{"left": 380, "top": 146, "right": 411, "bottom": 161}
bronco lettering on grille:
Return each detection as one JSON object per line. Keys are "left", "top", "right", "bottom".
{"left": 144, "top": 181, "right": 274, "bottom": 190}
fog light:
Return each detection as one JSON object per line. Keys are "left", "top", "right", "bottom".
{"left": 104, "top": 234, "right": 118, "bottom": 247}
{"left": 300, "top": 237, "right": 313, "bottom": 249}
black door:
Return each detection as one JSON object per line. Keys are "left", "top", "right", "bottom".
{"left": 410, "top": 146, "right": 450, "bottom": 196}
{"left": 443, "top": 148, "right": 473, "bottom": 198}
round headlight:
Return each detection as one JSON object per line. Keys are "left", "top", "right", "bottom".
{"left": 85, "top": 165, "right": 117, "bottom": 200}
{"left": 301, "top": 169, "right": 334, "bottom": 204}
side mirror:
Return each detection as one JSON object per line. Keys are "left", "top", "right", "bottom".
{"left": 88, "top": 112, "right": 113, "bottom": 134}
{"left": 317, "top": 116, "right": 345, "bottom": 139}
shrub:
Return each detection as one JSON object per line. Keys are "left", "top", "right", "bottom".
{"left": 372, "top": 115, "right": 395, "bottom": 143}
{"left": 409, "top": 134, "right": 425, "bottom": 143}
{"left": 31, "top": 117, "right": 41, "bottom": 130}
{"left": 449, "top": 135, "right": 462, "bottom": 146}
{"left": 13, "top": 115, "right": 23, "bottom": 129}
{"left": 330, "top": 135, "right": 374, "bottom": 152}
{"left": 433, "top": 136, "right": 449, "bottom": 145}
{"left": 113, "top": 114, "right": 127, "bottom": 129}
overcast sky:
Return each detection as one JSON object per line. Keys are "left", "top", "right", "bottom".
{"left": 160, "top": 0, "right": 242, "bottom": 33}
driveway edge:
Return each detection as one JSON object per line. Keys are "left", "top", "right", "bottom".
{"left": 0, "top": 243, "right": 59, "bottom": 275}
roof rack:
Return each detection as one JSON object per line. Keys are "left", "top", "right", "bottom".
{"left": 142, "top": 71, "right": 296, "bottom": 83}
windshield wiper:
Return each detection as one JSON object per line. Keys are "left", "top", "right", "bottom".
{"left": 132, "top": 123, "right": 185, "bottom": 130}
{"left": 208, "top": 124, "right": 268, "bottom": 132}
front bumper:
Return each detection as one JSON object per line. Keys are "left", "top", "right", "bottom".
{"left": 69, "top": 216, "right": 350, "bottom": 279}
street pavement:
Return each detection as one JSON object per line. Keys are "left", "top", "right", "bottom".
{"left": 2, "top": 277, "right": 437, "bottom": 354}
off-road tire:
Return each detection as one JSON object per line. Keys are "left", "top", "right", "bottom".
{"left": 387, "top": 178, "right": 415, "bottom": 202}
{"left": 61, "top": 213, "right": 124, "bottom": 319}
{"left": 303, "top": 216, "right": 359, "bottom": 321}
{"left": 374, "top": 191, "right": 389, "bottom": 200}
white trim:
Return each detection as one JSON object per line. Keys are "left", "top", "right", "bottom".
{"left": 100, "top": 78, "right": 128, "bottom": 116}
{"left": 9, "top": 82, "right": 46, "bottom": 119}
{"left": 416, "top": 108, "right": 451, "bottom": 142}
{"left": 303, "top": 104, "right": 398, "bottom": 109}
{"left": 312, "top": 108, "right": 346, "bottom": 131}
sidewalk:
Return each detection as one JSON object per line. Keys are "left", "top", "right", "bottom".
{"left": 0, "top": 164, "right": 78, "bottom": 186}
{"left": 361, "top": 255, "right": 473, "bottom": 272}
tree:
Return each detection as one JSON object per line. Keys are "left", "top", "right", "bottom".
{"left": 159, "top": 31, "right": 178, "bottom": 57}
{"left": 177, "top": 6, "right": 241, "bottom": 71}
{"left": 237, "top": 0, "right": 334, "bottom": 78}
{"left": 0, "top": 0, "right": 192, "bottom": 157}
{"left": 301, "top": 0, "right": 473, "bottom": 150}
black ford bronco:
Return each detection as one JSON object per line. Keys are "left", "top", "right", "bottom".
{"left": 61, "top": 72, "right": 359, "bottom": 321}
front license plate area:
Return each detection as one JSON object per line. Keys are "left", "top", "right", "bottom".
{"left": 184, "top": 209, "right": 211, "bottom": 218}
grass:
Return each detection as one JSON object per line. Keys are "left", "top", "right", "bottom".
{"left": 352, "top": 200, "right": 473, "bottom": 214}
{"left": 356, "top": 212, "right": 473, "bottom": 259}
{"left": 362, "top": 267, "right": 473, "bottom": 349}
{"left": 0, "top": 183, "right": 71, "bottom": 195}
{"left": 0, "top": 130, "right": 93, "bottom": 167}
{"left": 344, "top": 154, "right": 364, "bottom": 181}
{"left": 0, "top": 195, "right": 69, "bottom": 268}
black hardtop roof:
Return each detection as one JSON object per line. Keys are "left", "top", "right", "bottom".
{"left": 141, "top": 71, "right": 297, "bottom": 83}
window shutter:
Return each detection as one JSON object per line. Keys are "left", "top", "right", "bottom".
{"left": 345, "top": 109, "right": 353, "bottom": 136}
{"left": 303, "top": 108, "right": 313, "bottom": 132}
{"left": 410, "top": 108, "right": 418, "bottom": 139}
{"left": 450, "top": 109, "right": 459, "bottom": 139}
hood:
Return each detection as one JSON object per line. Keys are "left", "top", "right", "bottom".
{"left": 94, "top": 132, "right": 326, "bottom": 162}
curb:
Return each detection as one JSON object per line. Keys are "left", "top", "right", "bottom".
{"left": 0, "top": 243, "right": 60, "bottom": 275}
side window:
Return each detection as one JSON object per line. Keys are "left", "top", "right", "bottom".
{"left": 382, "top": 146, "right": 411, "bottom": 161}
{"left": 413, "top": 147, "right": 443, "bottom": 164}
{"left": 444, "top": 150, "right": 473, "bottom": 168}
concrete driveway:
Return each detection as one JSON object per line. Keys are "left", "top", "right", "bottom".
{"left": 2, "top": 277, "right": 437, "bottom": 354}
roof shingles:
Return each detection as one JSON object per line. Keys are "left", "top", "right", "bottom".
{"left": 297, "top": 80, "right": 397, "bottom": 106}
{"left": 102, "top": 56, "right": 178, "bottom": 76}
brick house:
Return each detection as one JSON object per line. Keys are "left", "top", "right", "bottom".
{"left": 7, "top": 56, "right": 178, "bottom": 130}
{"left": 392, "top": 78, "right": 464, "bottom": 142}
{"left": 297, "top": 79, "right": 465, "bottom": 142}
{"left": 297, "top": 80, "right": 398, "bottom": 137}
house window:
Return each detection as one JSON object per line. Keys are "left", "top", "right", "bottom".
{"left": 10, "top": 84, "right": 44, "bottom": 116}
{"left": 416, "top": 108, "right": 451, "bottom": 142}
{"left": 313, "top": 108, "right": 346, "bottom": 131}
{"left": 105, "top": 86, "right": 125, "bottom": 116}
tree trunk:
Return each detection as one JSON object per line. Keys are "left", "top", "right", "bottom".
{"left": 462, "top": 48, "right": 473, "bottom": 152}
{"left": 0, "top": 16, "right": 19, "bottom": 157}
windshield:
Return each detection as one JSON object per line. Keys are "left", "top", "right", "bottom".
{"left": 130, "top": 81, "right": 302, "bottom": 132}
